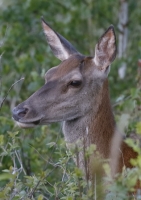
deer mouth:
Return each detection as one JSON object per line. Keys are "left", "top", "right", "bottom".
{"left": 13, "top": 117, "right": 42, "bottom": 128}
{"left": 15, "top": 119, "right": 40, "bottom": 128}
{"left": 31, "top": 119, "right": 41, "bottom": 125}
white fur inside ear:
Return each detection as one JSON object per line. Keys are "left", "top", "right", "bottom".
{"left": 107, "top": 35, "right": 115, "bottom": 57}
{"left": 44, "top": 28, "right": 69, "bottom": 61}
{"left": 94, "top": 44, "right": 107, "bottom": 68}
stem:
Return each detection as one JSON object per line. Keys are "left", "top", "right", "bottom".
{"left": 0, "top": 77, "right": 24, "bottom": 110}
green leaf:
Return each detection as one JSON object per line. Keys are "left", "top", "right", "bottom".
{"left": 8, "top": 131, "right": 19, "bottom": 138}
{"left": 37, "top": 195, "right": 44, "bottom": 200}
{"left": 0, "top": 135, "right": 4, "bottom": 146}
{"left": 0, "top": 173, "right": 15, "bottom": 181}
{"left": 46, "top": 142, "right": 56, "bottom": 148}
{"left": 136, "top": 122, "right": 141, "bottom": 134}
{"left": 67, "top": 197, "right": 73, "bottom": 200}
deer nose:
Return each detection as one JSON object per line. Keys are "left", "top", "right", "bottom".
{"left": 12, "top": 107, "right": 28, "bottom": 121}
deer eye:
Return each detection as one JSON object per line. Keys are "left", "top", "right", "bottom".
{"left": 69, "top": 80, "right": 82, "bottom": 87}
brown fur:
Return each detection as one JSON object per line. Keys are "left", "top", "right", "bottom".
{"left": 89, "top": 79, "right": 137, "bottom": 173}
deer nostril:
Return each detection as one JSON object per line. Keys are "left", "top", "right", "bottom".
{"left": 17, "top": 108, "right": 28, "bottom": 118}
{"left": 12, "top": 107, "right": 28, "bottom": 121}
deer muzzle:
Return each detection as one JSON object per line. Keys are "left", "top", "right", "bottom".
{"left": 12, "top": 106, "right": 41, "bottom": 128}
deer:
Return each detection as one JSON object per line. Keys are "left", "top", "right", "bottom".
{"left": 12, "top": 18, "right": 137, "bottom": 179}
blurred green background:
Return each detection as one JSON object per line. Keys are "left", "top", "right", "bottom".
{"left": 0, "top": 0, "right": 141, "bottom": 199}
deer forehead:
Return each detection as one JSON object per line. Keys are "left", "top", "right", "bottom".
{"left": 45, "top": 54, "right": 85, "bottom": 81}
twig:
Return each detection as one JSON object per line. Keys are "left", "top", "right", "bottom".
{"left": 0, "top": 52, "right": 5, "bottom": 102}
{"left": 15, "top": 150, "right": 26, "bottom": 175}
{"left": 94, "top": 173, "right": 97, "bottom": 200}
{"left": 0, "top": 77, "right": 24, "bottom": 110}
{"left": 112, "top": 95, "right": 131, "bottom": 107}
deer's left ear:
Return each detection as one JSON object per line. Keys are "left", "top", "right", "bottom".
{"left": 94, "top": 25, "right": 116, "bottom": 73}
{"left": 42, "top": 18, "right": 78, "bottom": 61}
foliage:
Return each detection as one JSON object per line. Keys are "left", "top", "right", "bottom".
{"left": 0, "top": 0, "right": 141, "bottom": 199}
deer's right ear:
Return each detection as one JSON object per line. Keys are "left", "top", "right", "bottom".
{"left": 94, "top": 25, "right": 116, "bottom": 74}
{"left": 42, "top": 18, "right": 78, "bottom": 61}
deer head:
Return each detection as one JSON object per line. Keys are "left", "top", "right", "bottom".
{"left": 12, "top": 19, "right": 116, "bottom": 128}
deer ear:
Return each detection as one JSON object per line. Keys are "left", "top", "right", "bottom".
{"left": 94, "top": 25, "right": 116, "bottom": 73}
{"left": 41, "top": 18, "right": 78, "bottom": 61}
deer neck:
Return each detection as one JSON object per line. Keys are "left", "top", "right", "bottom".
{"left": 63, "top": 79, "right": 116, "bottom": 158}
